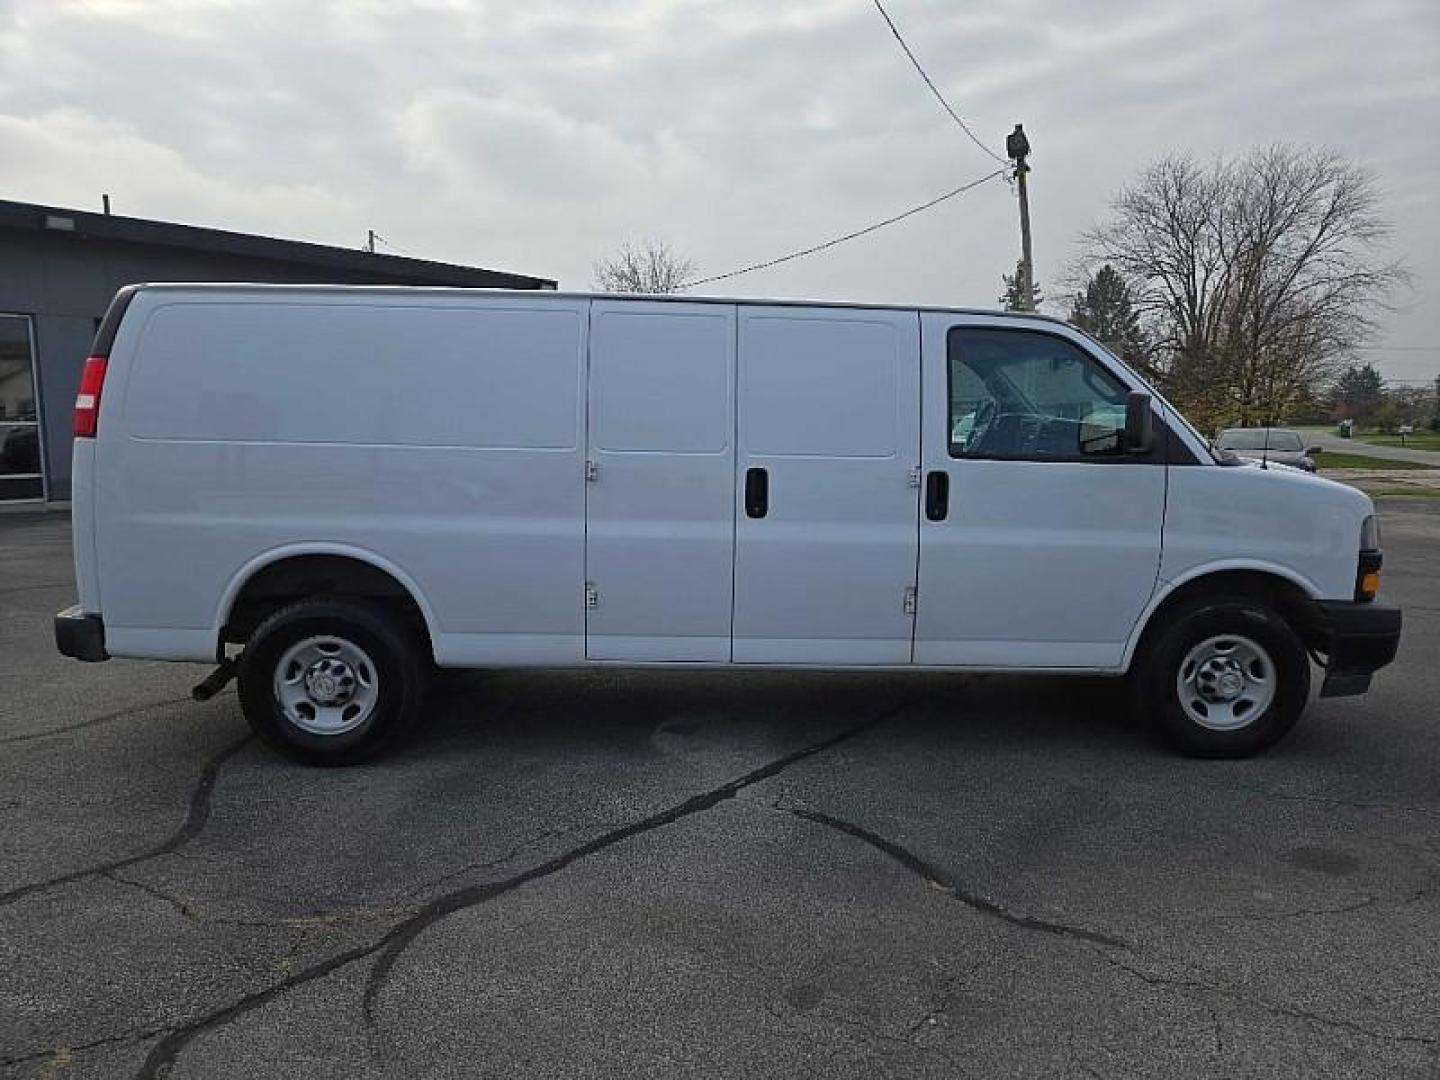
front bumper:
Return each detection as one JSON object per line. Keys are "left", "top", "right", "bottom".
{"left": 1312, "top": 601, "right": 1401, "bottom": 698}
{"left": 55, "top": 606, "right": 108, "bottom": 662}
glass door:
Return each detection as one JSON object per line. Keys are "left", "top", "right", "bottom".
{"left": 0, "top": 314, "right": 43, "bottom": 501}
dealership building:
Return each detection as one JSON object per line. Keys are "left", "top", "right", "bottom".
{"left": 0, "top": 199, "right": 555, "bottom": 504}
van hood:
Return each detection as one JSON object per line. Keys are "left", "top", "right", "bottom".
{"left": 1227, "top": 458, "right": 1374, "bottom": 517}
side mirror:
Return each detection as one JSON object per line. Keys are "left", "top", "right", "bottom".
{"left": 1307, "top": 446, "right": 1323, "bottom": 456}
{"left": 1124, "top": 391, "right": 1154, "bottom": 453}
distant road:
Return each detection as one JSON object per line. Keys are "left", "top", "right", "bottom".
{"left": 1309, "top": 430, "right": 1440, "bottom": 465}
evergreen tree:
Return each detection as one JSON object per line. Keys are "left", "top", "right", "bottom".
{"left": 1330, "top": 363, "right": 1385, "bottom": 423}
{"left": 998, "top": 260, "right": 1041, "bottom": 312}
{"left": 1069, "top": 264, "right": 1153, "bottom": 376}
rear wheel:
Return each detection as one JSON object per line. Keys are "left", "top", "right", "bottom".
{"left": 1136, "top": 596, "right": 1310, "bottom": 758}
{"left": 237, "top": 598, "right": 427, "bottom": 765}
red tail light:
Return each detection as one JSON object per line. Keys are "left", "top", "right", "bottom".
{"left": 73, "top": 356, "right": 108, "bottom": 438}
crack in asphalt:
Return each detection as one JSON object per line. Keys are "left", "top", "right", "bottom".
{"left": 403, "top": 827, "right": 564, "bottom": 899}
{"left": 0, "top": 734, "right": 251, "bottom": 909}
{"left": 1202, "top": 999, "right": 1225, "bottom": 1056}
{"left": 136, "top": 939, "right": 384, "bottom": 1079}
{"left": 782, "top": 1002, "right": 975, "bottom": 1076}
{"left": 359, "top": 709, "right": 901, "bottom": 1037}
{"left": 1249, "top": 790, "right": 1440, "bottom": 819}
{"left": 133, "top": 709, "right": 900, "bottom": 1079}
{"left": 32, "top": 699, "right": 1426, "bottom": 1078}
{"left": 0, "top": 1025, "right": 173, "bottom": 1071}
{"left": 103, "top": 869, "right": 201, "bottom": 921}
{"left": 0, "top": 694, "right": 204, "bottom": 747}
{"left": 1100, "top": 952, "right": 1439, "bottom": 1049}
{"left": 106, "top": 867, "right": 418, "bottom": 933}
{"left": 1197, "top": 895, "right": 1382, "bottom": 926}
{"left": 781, "top": 805, "right": 1128, "bottom": 949}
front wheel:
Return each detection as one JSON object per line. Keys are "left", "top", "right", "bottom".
{"left": 1136, "top": 597, "right": 1310, "bottom": 758}
{"left": 237, "top": 598, "right": 427, "bottom": 765}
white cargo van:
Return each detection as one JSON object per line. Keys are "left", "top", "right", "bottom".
{"left": 56, "top": 285, "right": 1400, "bottom": 763}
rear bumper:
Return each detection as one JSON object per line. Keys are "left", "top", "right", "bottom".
{"left": 55, "top": 606, "right": 108, "bottom": 662}
{"left": 1312, "top": 601, "right": 1401, "bottom": 698}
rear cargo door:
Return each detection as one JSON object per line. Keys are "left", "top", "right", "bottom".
{"left": 584, "top": 301, "right": 737, "bottom": 661}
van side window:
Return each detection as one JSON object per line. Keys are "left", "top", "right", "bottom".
{"left": 948, "top": 327, "right": 1130, "bottom": 461}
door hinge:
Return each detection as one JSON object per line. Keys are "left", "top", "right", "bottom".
{"left": 585, "top": 459, "right": 600, "bottom": 483}
{"left": 903, "top": 586, "right": 917, "bottom": 614}
{"left": 585, "top": 582, "right": 599, "bottom": 609}
{"left": 907, "top": 466, "right": 922, "bottom": 488}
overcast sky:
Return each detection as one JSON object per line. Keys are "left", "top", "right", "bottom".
{"left": 2, "top": 0, "right": 1436, "bottom": 382}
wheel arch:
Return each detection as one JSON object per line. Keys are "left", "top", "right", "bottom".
{"left": 214, "top": 545, "right": 439, "bottom": 662}
{"left": 1122, "top": 562, "right": 1322, "bottom": 672}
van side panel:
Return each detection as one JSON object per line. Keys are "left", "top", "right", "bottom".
{"left": 1160, "top": 464, "right": 1365, "bottom": 602}
{"left": 95, "top": 291, "right": 588, "bottom": 665}
{"left": 585, "top": 302, "right": 737, "bottom": 661}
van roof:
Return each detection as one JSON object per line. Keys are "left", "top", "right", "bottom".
{"left": 123, "top": 282, "right": 1077, "bottom": 329}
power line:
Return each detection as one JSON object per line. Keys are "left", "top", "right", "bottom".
{"left": 685, "top": 167, "right": 1008, "bottom": 289}
{"left": 870, "top": 0, "right": 1008, "bottom": 167}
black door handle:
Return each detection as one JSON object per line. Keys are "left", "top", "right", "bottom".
{"left": 745, "top": 467, "right": 769, "bottom": 518}
{"left": 925, "top": 470, "right": 949, "bottom": 521}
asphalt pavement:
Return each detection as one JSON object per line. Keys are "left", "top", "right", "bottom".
{"left": 2, "top": 503, "right": 1438, "bottom": 1079}
{"left": 1309, "top": 431, "right": 1440, "bottom": 466}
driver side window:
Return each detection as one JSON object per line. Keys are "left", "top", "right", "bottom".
{"left": 948, "top": 327, "right": 1130, "bottom": 461}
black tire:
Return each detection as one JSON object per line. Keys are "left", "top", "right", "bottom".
{"left": 237, "top": 598, "right": 427, "bottom": 765}
{"left": 1134, "top": 595, "right": 1310, "bottom": 758}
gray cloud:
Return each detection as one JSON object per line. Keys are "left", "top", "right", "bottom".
{"left": 1, "top": 0, "right": 1435, "bottom": 379}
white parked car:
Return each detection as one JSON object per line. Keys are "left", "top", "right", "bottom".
{"left": 56, "top": 285, "right": 1401, "bottom": 763}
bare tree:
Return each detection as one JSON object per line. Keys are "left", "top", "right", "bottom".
{"left": 592, "top": 241, "right": 697, "bottom": 294}
{"left": 1081, "top": 146, "right": 1406, "bottom": 431}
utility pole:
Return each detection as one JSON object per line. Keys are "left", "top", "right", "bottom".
{"left": 1006, "top": 124, "right": 1034, "bottom": 312}
{"left": 366, "top": 229, "right": 376, "bottom": 254}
